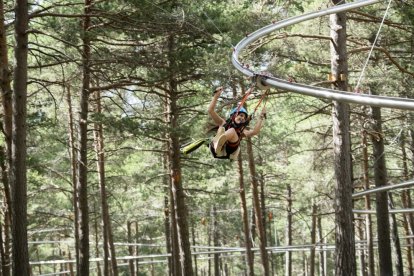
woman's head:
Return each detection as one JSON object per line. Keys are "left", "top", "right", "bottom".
{"left": 230, "top": 107, "right": 249, "bottom": 124}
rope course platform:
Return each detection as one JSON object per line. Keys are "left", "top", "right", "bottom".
{"left": 231, "top": 0, "right": 414, "bottom": 111}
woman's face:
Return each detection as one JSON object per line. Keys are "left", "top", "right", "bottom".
{"left": 234, "top": 113, "right": 247, "bottom": 124}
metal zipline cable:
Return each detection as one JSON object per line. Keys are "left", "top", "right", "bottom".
{"left": 141, "top": 0, "right": 235, "bottom": 49}
{"left": 354, "top": 0, "right": 393, "bottom": 91}
{"left": 231, "top": 0, "right": 414, "bottom": 111}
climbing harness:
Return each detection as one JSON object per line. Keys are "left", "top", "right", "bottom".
{"left": 229, "top": 72, "right": 270, "bottom": 124}
{"left": 181, "top": 73, "right": 269, "bottom": 158}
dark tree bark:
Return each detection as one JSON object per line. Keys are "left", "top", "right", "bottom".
{"left": 389, "top": 195, "right": 404, "bottom": 276}
{"left": 208, "top": 221, "right": 211, "bottom": 276}
{"left": 135, "top": 221, "right": 139, "bottom": 276}
{"left": 65, "top": 85, "right": 80, "bottom": 269}
{"left": 400, "top": 130, "right": 414, "bottom": 276}
{"left": 357, "top": 215, "right": 367, "bottom": 276}
{"left": 127, "top": 221, "right": 135, "bottom": 276}
{"left": 93, "top": 203, "right": 102, "bottom": 276}
{"left": 0, "top": 2, "right": 12, "bottom": 272}
{"left": 0, "top": 220, "right": 6, "bottom": 276}
{"left": 162, "top": 96, "right": 175, "bottom": 276}
{"left": 237, "top": 150, "right": 254, "bottom": 276}
{"left": 169, "top": 156, "right": 180, "bottom": 276}
{"left": 93, "top": 89, "right": 118, "bottom": 276}
{"left": 164, "top": 195, "right": 172, "bottom": 276}
{"left": 166, "top": 34, "right": 193, "bottom": 276}
{"left": 285, "top": 184, "right": 292, "bottom": 276}
{"left": 370, "top": 103, "right": 393, "bottom": 276}
{"left": 407, "top": 122, "right": 414, "bottom": 276}
{"left": 191, "top": 223, "right": 198, "bottom": 276}
{"left": 164, "top": 84, "right": 180, "bottom": 276}
{"left": 309, "top": 204, "right": 317, "bottom": 276}
{"left": 330, "top": 1, "right": 356, "bottom": 275}
{"left": 76, "top": 0, "right": 92, "bottom": 273}
{"left": 0, "top": 149, "right": 11, "bottom": 276}
{"left": 361, "top": 129, "right": 375, "bottom": 276}
{"left": 317, "top": 216, "right": 326, "bottom": 276}
{"left": 212, "top": 206, "right": 220, "bottom": 276}
{"left": 11, "top": 0, "right": 30, "bottom": 273}
{"left": 246, "top": 138, "right": 269, "bottom": 276}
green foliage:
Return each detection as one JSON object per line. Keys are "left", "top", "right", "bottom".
{"left": 2, "top": 0, "right": 413, "bottom": 273}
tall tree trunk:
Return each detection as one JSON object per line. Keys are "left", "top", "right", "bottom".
{"left": 208, "top": 221, "right": 211, "bottom": 276}
{"left": 370, "top": 103, "right": 393, "bottom": 276}
{"left": 330, "top": 1, "right": 356, "bottom": 275}
{"left": 410, "top": 118, "right": 414, "bottom": 173}
{"left": 164, "top": 194, "right": 172, "bottom": 276}
{"left": 250, "top": 206, "right": 256, "bottom": 244}
{"left": 268, "top": 214, "right": 274, "bottom": 276}
{"left": 164, "top": 88, "right": 180, "bottom": 276}
{"left": 285, "top": 184, "right": 292, "bottom": 276}
{"left": 309, "top": 204, "right": 317, "bottom": 276}
{"left": 76, "top": 0, "right": 92, "bottom": 273}
{"left": 361, "top": 129, "right": 375, "bottom": 276}
{"left": 191, "top": 223, "right": 198, "bottom": 276}
{"left": 162, "top": 156, "right": 175, "bottom": 275}
{"left": 93, "top": 203, "right": 102, "bottom": 276}
{"left": 212, "top": 206, "right": 220, "bottom": 276}
{"left": 400, "top": 130, "right": 414, "bottom": 276}
{"left": 135, "top": 221, "right": 139, "bottom": 276}
{"left": 0, "top": 154, "right": 11, "bottom": 276}
{"left": 0, "top": 1, "right": 12, "bottom": 273}
{"left": 388, "top": 195, "right": 404, "bottom": 276}
{"left": 0, "top": 220, "right": 6, "bottom": 276}
{"left": 166, "top": 34, "right": 193, "bottom": 276}
{"left": 93, "top": 89, "right": 118, "bottom": 276}
{"left": 237, "top": 150, "right": 254, "bottom": 276}
{"left": 66, "top": 85, "right": 80, "bottom": 269}
{"left": 162, "top": 99, "right": 174, "bottom": 276}
{"left": 68, "top": 248, "right": 74, "bottom": 276}
{"left": 258, "top": 154, "right": 267, "bottom": 241}
{"left": 357, "top": 215, "right": 367, "bottom": 276}
{"left": 127, "top": 221, "right": 135, "bottom": 276}
{"left": 317, "top": 216, "right": 326, "bottom": 276}
{"left": 408, "top": 121, "right": 414, "bottom": 276}
{"left": 246, "top": 138, "right": 269, "bottom": 275}
{"left": 11, "top": 0, "right": 30, "bottom": 273}
{"left": 169, "top": 152, "right": 180, "bottom": 276}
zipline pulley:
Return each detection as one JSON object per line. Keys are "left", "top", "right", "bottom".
{"left": 253, "top": 71, "right": 273, "bottom": 90}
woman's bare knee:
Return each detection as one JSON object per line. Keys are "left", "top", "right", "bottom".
{"left": 225, "top": 128, "right": 238, "bottom": 143}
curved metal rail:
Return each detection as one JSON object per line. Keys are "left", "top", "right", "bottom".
{"left": 231, "top": 0, "right": 414, "bottom": 111}
{"left": 352, "top": 179, "right": 414, "bottom": 198}
{"left": 353, "top": 208, "right": 414, "bottom": 214}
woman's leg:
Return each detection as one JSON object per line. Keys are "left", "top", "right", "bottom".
{"left": 213, "top": 128, "right": 238, "bottom": 156}
{"left": 224, "top": 128, "right": 239, "bottom": 143}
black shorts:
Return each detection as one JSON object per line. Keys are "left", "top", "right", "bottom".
{"left": 209, "top": 141, "right": 239, "bottom": 159}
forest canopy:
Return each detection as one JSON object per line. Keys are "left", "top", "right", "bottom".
{"left": 1, "top": 0, "right": 414, "bottom": 275}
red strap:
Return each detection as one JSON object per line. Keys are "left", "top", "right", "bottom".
{"left": 251, "top": 89, "right": 269, "bottom": 118}
{"left": 231, "top": 84, "right": 255, "bottom": 122}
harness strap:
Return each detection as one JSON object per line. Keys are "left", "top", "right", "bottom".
{"left": 250, "top": 88, "right": 269, "bottom": 118}
{"left": 230, "top": 81, "right": 256, "bottom": 123}
{"left": 231, "top": 74, "right": 269, "bottom": 123}
{"left": 229, "top": 74, "right": 269, "bottom": 138}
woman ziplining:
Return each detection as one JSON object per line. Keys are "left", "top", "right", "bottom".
{"left": 180, "top": 74, "right": 270, "bottom": 159}
{"left": 208, "top": 85, "right": 267, "bottom": 160}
